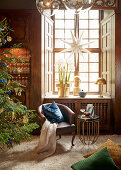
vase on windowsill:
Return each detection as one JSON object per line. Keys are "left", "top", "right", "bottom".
{"left": 56, "top": 62, "right": 71, "bottom": 97}
{"left": 56, "top": 83, "right": 70, "bottom": 97}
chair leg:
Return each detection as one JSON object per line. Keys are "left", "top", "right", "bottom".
{"left": 57, "top": 135, "right": 61, "bottom": 140}
{"left": 72, "top": 132, "right": 75, "bottom": 146}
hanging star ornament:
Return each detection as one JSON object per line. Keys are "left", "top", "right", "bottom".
{"left": 60, "top": 31, "right": 94, "bottom": 57}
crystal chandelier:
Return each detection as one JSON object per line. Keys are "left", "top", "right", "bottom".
{"left": 36, "top": 0, "right": 95, "bottom": 15}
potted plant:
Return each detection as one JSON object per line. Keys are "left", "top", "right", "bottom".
{"left": 56, "top": 63, "right": 71, "bottom": 97}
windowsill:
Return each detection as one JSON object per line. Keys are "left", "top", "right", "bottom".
{"left": 44, "top": 94, "right": 111, "bottom": 99}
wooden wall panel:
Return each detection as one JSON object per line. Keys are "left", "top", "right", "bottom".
{"left": 115, "top": 10, "right": 121, "bottom": 133}
{"left": 10, "top": 17, "right": 29, "bottom": 42}
{"left": 0, "top": 10, "right": 42, "bottom": 110}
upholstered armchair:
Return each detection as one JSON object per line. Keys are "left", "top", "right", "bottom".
{"left": 38, "top": 103, "right": 76, "bottom": 146}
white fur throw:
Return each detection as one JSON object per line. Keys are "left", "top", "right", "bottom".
{"left": 36, "top": 119, "right": 57, "bottom": 160}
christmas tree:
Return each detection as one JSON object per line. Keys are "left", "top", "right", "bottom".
{"left": 0, "top": 18, "right": 39, "bottom": 149}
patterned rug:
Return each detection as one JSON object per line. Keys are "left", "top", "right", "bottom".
{"left": 0, "top": 135, "right": 121, "bottom": 170}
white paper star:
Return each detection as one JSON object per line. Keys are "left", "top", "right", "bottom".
{"left": 60, "top": 31, "right": 94, "bottom": 69}
{"left": 61, "top": 31, "right": 93, "bottom": 56}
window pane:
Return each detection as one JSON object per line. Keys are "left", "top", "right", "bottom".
{"left": 79, "top": 73, "right": 88, "bottom": 82}
{"left": 80, "top": 83, "right": 88, "bottom": 92}
{"left": 89, "top": 20, "right": 99, "bottom": 29}
{"left": 70, "top": 73, "right": 74, "bottom": 81}
{"left": 79, "top": 11, "right": 88, "bottom": 19}
{"left": 89, "top": 63, "right": 99, "bottom": 72}
{"left": 89, "top": 30, "right": 99, "bottom": 38}
{"left": 79, "top": 63, "right": 88, "bottom": 72}
{"left": 55, "top": 30, "right": 64, "bottom": 38}
{"left": 55, "top": 73, "right": 59, "bottom": 81}
{"left": 79, "top": 20, "right": 88, "bottom": 29}
{"left": 55, "top": 53, "right": 65, "bottom": 66}
{"left": 55, "top": 20, "right": 64, "bottom": 28}
{"left": 79, "top": 30, "right": 88, "bottom": 39}
{"left": 65, "top": 10, "right": 74, "bottom": 19}
{"left": 89, "top": 39, "right": 99, "bottom": 48}
{"left": 55, "top": 10, "right": 64, "bottom": 19}
{"left": 70, "top": 82, "right": 74, "bottom": 91}
{"left": 65, "top": 30, "right": 74, "bottom": 38}
{"left": 80, "top": 39, "right": 89, "bottom": 48}
{"left": 89, "top": 83, "right": 99, "bottom": 92}
{"left": 55, "top": 39, "right": 64, "bottom": 48}
{"left": 89, "top": 73, "right": 99, "bottom": 82}
{"left": 79, "top": 53, "right": 88, "bottom": 62}
{"left": 64, "top": 39, "right": 73, "bottom": 48}
{"left": 89, "top": 53, "right": 99, "bottom": 62}
{"left": 89, "top": 10, "right": 99, "bottom": 19}
{"left": 64, "top": 53, "right": 74, "bottom": 62}
{"left": 65, "top": 20, "right": 74, "bottom": 29}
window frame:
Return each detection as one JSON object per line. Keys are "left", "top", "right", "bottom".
{"left": 53, "top": 10, "right": 101, "bottom": 95}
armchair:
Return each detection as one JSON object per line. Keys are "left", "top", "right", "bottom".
{"left": 38, "top": 103, "right": 76, "bottom": 146}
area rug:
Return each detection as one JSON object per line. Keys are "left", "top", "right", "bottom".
{"left": 0, "top": 135, "right": 121, "bottom": 170}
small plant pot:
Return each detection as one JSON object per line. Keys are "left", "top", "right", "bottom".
{"left": 56, "top": 83, "right": 70, "bottom": 97}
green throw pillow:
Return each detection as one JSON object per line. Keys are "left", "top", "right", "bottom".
{"left": 71, "top": 147, "right": 119, "bottom": 170}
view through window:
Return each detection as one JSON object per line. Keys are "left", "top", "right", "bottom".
{"left": 53, "top": 10, "right": 100, "bottom": 93}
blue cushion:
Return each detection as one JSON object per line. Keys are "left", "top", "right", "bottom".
{"left": 42, "top": 101, "right": 64, "bottom": 123}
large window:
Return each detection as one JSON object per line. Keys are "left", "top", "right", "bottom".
{"left": 53, "top": 10, "right": 100, "bottom": 94}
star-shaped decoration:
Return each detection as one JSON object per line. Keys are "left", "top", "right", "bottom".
{"left": 61, "top": 31, "right": 93, "bottom": 57}
{"left": 60, "top": 31, "right": 94, "bottom": 70}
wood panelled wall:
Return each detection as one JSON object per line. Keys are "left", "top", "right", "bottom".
{"left": 0, "top": 10, "right": 42, "bottom": 110}
{"left": 115, "top": 10, "right": 121, "bottom": 133}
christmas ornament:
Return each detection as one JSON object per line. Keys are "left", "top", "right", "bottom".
{"left": 3, "top": 39, "right": 7, "bottom": 44}
{"left": 9, "top": 107, "right": 13, "bottom": 111}
{"left": 14, "top": 88, "right": 19, "bottom": 95}
{"left": 8, "top": 138, "right": 12, "bottom": 143}
{"left": 6, "top": 90, "right": 11, "bottom": 95}
{"left": 12, "top": 111, "right": 15, "bottom": 120}
{"left": 0, "top": 108, "right": 4, "bottom": 114}
{"left": 23, "top": 115, "right": 28, "bottom": 124}
{"left": 24, "top": 107, "right": 27, "bottom": 110}
{"left": 7, "top": 36, "right": 12, "bottom": 42}
{"left": 3, "top": 63, "right": 7, "bottom": 66}
{"left": 6, "top": 97, "right": 11, "bottom": 101}
{"left": 1, "top": 27, "right": 5, "bottom": 31}
{"left": 0, "top": 27, "right": 2, "bottom": 31}
{"left": 0, "top": 38, "right": 2, "bottom": 42}
{"left": 0, "top": 79, "right": 7, "bottom": 83}
{"left": 18, "top": 91, "right": 22, "bottom": 96}
{"left": 17, "top": 68, "right": 22, "bottom": 76}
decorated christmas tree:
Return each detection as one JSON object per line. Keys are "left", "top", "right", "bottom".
{"left": 0, "top": 18, "right": 39, "bottom": 149}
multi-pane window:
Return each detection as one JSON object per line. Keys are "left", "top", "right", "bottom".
{"left": 54, "top": 10, "right": 100, "bottom": 93}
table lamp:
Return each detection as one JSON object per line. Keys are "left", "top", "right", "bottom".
{"left": 95, "top": 77, "right": 106, "bottom": 98}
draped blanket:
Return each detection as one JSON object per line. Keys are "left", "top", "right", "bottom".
{"left": 36, "top": 119, "right": 57, "bottom": 160}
